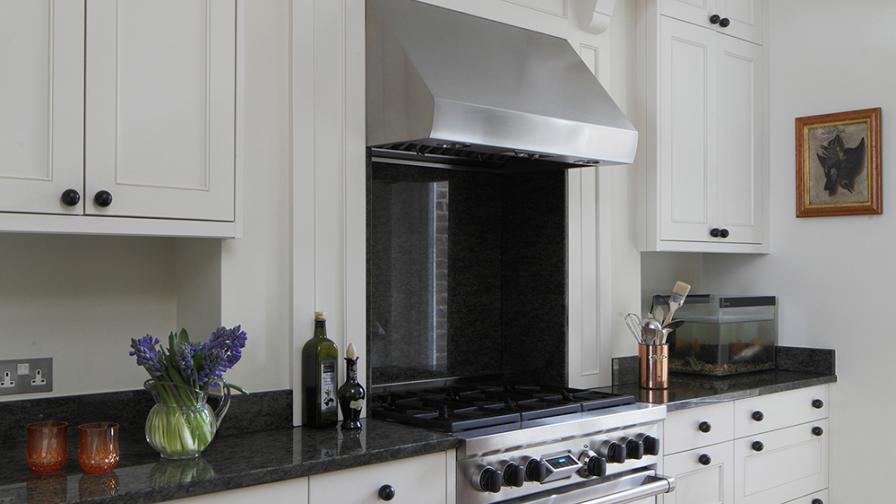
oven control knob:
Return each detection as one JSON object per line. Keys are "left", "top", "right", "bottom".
{"left": 636, "top": 434, "right": 661, "bottom": 456}
{"left": 524, "top": 458, "right": 551, "bottom": 483}
{"left": 502, "top": 463, "right": 525, "bottom": 488}
{"left": 579, "top": 454, "right": 607, "bottom": 478}
{"left": 597, "top": 440, "right": 627, "bottom": 464}
{"left": 623, "top": 438, "right": 645, "bottom": 460}
{"left": 477, "top": 467, "right": 502, "bottom": 493}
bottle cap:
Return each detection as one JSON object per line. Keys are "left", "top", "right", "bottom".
{"left": 314, "top": 311, "right": 326, "bottom": 321}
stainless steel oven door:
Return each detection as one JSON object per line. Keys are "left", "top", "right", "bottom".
{"left": 498, "top": 469, "right": 675, "bottom": 504}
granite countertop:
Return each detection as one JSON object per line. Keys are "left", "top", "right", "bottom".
{"left": 596, "top": 370, "right": 837, "bottom": 412}
{"left": 0, "top": 419, "right": 459, "bottom": 504}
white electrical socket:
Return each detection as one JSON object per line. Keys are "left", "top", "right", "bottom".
{"left": 0, "top": 358, "right": 52, "bottom": 395}
{"left": 0, "top": 371, "right": 14, "bottom": 388}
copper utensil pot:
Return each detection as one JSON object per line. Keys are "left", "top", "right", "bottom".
{"left": 639, "top": 344, "right": 669, "bottom": 390}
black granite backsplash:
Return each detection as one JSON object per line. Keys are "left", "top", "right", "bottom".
{"left": 367, "top": 162, "right": 567, "bottom": 387}
{"left": 0, "top": 389, "right": 292, "bottom": 446}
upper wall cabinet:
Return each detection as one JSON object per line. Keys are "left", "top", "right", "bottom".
{"left": 0, "top": 0, "right": 237, "bottom": 238}
{"left": 659, "top": 0, "right": 763, "bottom": 44}
{"left": 643, "top": 0, "right": 768, "bottom": 253}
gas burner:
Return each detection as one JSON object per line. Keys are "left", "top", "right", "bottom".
{"left": 371, "top": 380, "right": 635, "bottom": 433}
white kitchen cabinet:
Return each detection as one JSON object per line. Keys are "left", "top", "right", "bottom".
{"left": 168, "top": 477, "right": 309, "bottom": 504}
{"left": 0, "top": 0, "right": 237, "bottom": 237}
{"left": 0, "top": 0, "right": 84, "bottom": 215}
{"left": 644, "top": 4, "right": 768, "bottom": 253}
{"left": 85, "top": 0, "right": 235, "bottom": 222}
{"left": 664, "top": 442, "right": 734, "bottom": 504}
{"left": 659, "top": 0, "right": 763, "bottom": 44}
{"left": 308, "top": 451, "right": 451, "bottom": 504}
{"left": 733, "top": 384, "right": 828, "bottom": 439}
{"left": 734, "top": 420, "right": 829, "bottom": 504}
{"left": 664, "top": 402, "right": 734, "bottom": 455}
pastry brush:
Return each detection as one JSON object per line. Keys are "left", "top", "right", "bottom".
{"left": 662, "top": 281, "right": 691, "bottom": 325}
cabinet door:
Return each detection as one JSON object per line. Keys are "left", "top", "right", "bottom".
{"left": 734, "top": 420, "right": 829, "bottom": 504}
{"left": 715, "top": 0, "right": 763, "bottom": 44}
{"left": 0, "top": 0, "right": 84, "bottom": 215}
{"left": 658, "top": 16, "right": 717, "bottom": 242}
{"left": 715, "top": 35, "right": 764, "bottom": 244}
{"left": 85, "top": 0, "right": 235, "bottom": 221}
{"left": 309, "top": 452, "right": 447, "bottom": 504}
{"left": 658, "top": 0, "right": 716, "bottom": 28}
{"left": 168, "top": 477, "right": 309, "bottom": 504}
{"left": 665, "top": 442, "right": 734, "bottom": 504}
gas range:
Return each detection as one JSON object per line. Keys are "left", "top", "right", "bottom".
{"left": 371, "top": 381, "right": 675, "bottom": 503}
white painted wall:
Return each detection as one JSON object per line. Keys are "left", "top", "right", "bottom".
{"left": 0, "top": 235, "right": 178, "bottom": 398}
{"left": 0, "top": 0, "right": 293, "bottom": 399}
{"left": 694, "top": 1, "right": 896, "bottom": 499}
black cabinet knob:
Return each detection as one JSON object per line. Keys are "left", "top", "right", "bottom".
{"left": 710, "top": 228, "right": 721, "bottom": 238}
{"left": 625, "top": 438, "right": 645, "bottom": 460}
{"left": 698, "top": 421, "right": 712, "bottom": 433}
{"left": 812, "top": 399, "right": 824, "bottom": 409}
{"left": 525, "top": 459, "right": 551, "bottom": 483}
{"left": 719, "top": 17, "right": 731, "bottom": 28}
{"left": 378, "top": 484, "right": 396, "bottom": 500}
{"left": 698, "top": 454, "right": 712, "bottom": 466}
{"left": 585, "top": 456, "right": 607, "bottom": 477}
{"left": 719, "top": 228, "right": 730, "bottom": 238}
{"left": 752, "top": 410, "right": 764, "bottom": 422}
{"left": 61, "top": 189, "right": 81, "bottom": 207}
{"left": 812, "top": 499, "right": 824, "bottom": 504}
{"left": 503, "top": 463, "right": 525, "bottom": 488}
{"left": 752, "top": 441, "right": 764, "bottom": 452}
{"left": 709, "top": 14, "right": 721, "bottom": 24}
{"left": 479, "top": 468, "right": 502, "bottom": 493}
{"left": 812, "top": 426, "right": 824, "bottom": 437}
{"left": 94, "top": 190, "right": 113, "bottom": 208}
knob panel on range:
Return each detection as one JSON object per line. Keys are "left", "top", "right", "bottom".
{"left": 635, "top": 433, "right": 660, "bottom": 456}
{"left": 524, "top": 458, "right": 550, "bottom": 483}
{"left": 476, "top": 467, "right": 502, "bottom": 493}
{"left": 499, "top": 462, "right": 525, "bottom": 488}
{"left": 577, "top": 450, "right": 607, "bottom": 478}
{"left": 623, "top": 437, "right": 645, "bottom": 460}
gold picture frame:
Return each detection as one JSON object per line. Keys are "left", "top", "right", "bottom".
{"left": 796, "top": 107, "right": 881, "bottom": 217}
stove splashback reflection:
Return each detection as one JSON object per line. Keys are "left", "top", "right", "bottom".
{"left": 366, "top": 160, "right": 568, "bottom": 388}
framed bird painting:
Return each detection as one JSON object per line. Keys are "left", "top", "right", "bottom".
{"left": 796, "top": 107, "right": 882, "bottom": 217}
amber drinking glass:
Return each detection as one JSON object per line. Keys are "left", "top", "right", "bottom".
{"left": 78, "top": 423, "right": 120, "bottom": 474}
{"left": 26, "top": 421, "right": 68, "bottom": 473}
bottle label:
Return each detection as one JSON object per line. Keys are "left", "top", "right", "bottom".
{"left": 321, "top": 360, "right": 337, "bottom": 413}
{"left": 349, "top": 399, "right": 364, "bottom": 410}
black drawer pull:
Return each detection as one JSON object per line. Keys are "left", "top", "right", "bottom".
{"left": 751, "top": 441, "right": 764, "bottom": 452}
{"left": 698, "top": 421, "right": 712, "bottom": 433}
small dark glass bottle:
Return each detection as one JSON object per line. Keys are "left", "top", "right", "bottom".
{"left": 302, "top": 312, "right": 339, "bottom": 427}
{"left": 338, "top": 342, "right": 365, "bottom": 430}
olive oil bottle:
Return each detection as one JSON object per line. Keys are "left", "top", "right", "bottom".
{"left": 302, "top": 311, "right": 339, "bottom": 427}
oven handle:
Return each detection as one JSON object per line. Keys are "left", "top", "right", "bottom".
{"left": 579, "top": 475, "right": 676, "bottom": 504}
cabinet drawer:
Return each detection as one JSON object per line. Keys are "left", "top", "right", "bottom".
{"left": 734, "top": 385, "right": 828, "bottom": 438}
{"left": 734, "top": 420, "right": 828, "bottom": 504}
{"left": 664, "top": 441, "right": 734, "bottom": 504}
{"left": 308, "top": 451, "right": 447, "bottom": 504}
{"left": 665, "top": 402, "right": 734, "bottom": 454}
{"left": 784, "top": 489, "right": 828, "bottom": 504}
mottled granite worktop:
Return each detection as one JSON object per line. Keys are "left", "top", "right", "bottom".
{"left": 597, "top": 370, "right": 837, "bottom": 412}
{"left": 0, "top": 419, "right": 459, "bottom": 504}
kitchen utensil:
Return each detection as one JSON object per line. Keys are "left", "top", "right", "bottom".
{"left": 642, "top": 319, "right": 663, "bottom": 344}
{"left": 663, "top": 281, "right": 691, "bottom": 325}
{"left": 625, "top": 313, "right": 644, "bottom": 344}
{"left": 652, "top": 305, "right": 665, "bottom": 324}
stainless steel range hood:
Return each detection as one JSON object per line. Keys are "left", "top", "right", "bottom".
{"left": 367, "top": 0, "right": 638, "bottom": 170}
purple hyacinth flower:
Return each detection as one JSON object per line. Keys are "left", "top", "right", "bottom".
{"left": 129, "top": 335, "right": 164, "bottom": 375}
{"left": 197, "top": 325, "right": 247, "bottom": 385}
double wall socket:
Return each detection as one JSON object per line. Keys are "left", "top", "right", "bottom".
{"left": 0, "top": 358, "right": 53, "bottom": 396}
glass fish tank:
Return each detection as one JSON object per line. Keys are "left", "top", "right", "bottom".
{"left": 655, "top": 295, "right": 777, "bottom": 376}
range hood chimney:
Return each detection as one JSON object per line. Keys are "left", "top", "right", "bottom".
{"left": 367, "top": 0, "right": 638, "bottom": 170}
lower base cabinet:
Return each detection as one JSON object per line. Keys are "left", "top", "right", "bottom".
{"left": 308, "top": 451, "right": 449, "bottom": 504}
{"left": 734, "top": 420, "right": 829, "bottom": 504}
{"left": 168, "top": 477, "right": 309, "bottom": 504}
{"left": 663, "top": 442, "right": 734, "bottom": 504}
{"left": 167, "top": 450, "right": 451, "bottom": 504}
{"left": 784, "top": 489, "right": 828, "bottom": 504}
